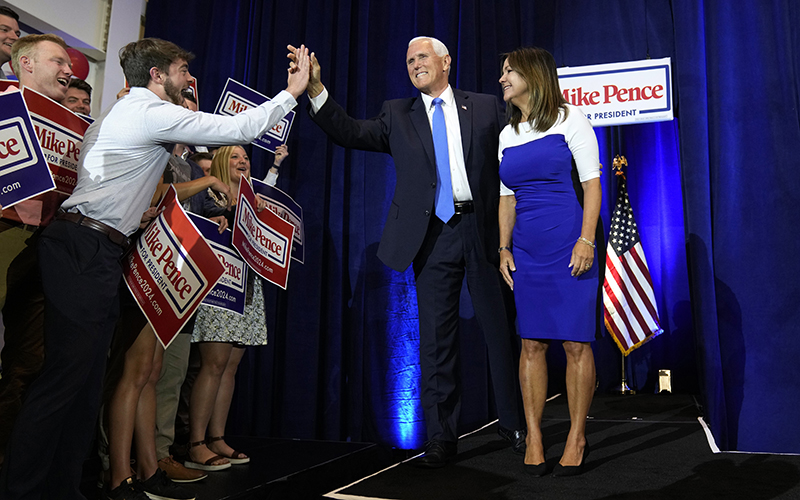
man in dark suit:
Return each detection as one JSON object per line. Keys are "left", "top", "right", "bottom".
{"left": 293, "top": 36, "right": 525, "bottom": 467}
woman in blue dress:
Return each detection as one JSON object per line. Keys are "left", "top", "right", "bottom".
{"left": 498, "top": 47, "right": 601, "bottom": 477}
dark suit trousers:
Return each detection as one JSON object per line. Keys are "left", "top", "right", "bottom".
{"left": 413, "top": 213, "right": 522, "bottom": 443}
{"left": 0, "top": 220, "right": 123, "bottom": 500}
{"left": 0, "top": 235, "right": 45, "bottom": 461}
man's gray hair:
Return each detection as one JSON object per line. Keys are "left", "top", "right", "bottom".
{"left": 408, "top": 36, "right": 449, "bottom": 57}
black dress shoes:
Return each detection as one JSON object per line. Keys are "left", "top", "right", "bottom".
{"left": 497, "top": 426, "right": 527, "bottom": 455}
{"left": 410, "top": 440, "right": 457, "bottom": 469}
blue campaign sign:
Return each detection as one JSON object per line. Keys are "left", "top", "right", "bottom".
{"left": 189, "top": 213, "right": 247, "bottom": 315}
{"left": 0, "top": 91, "right": 56, "bottom": 209}
{"left": 213, "top": 78, "right": 295, "bottom": 153}
{"left": 252, "top": 178, "right": 305, "bottom": 264}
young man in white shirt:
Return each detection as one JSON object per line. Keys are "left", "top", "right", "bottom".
{"left": 0, "top": 37, "right": 309, "bottom": 500}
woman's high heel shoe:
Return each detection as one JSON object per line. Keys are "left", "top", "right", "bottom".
{"left": 524, "top": 461, "right": 547, "bottom": 477}
{"left": 552, "top": 440, "right": 590, "bottom": 477}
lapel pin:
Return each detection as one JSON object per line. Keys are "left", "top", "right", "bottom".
{"left": 461, "top": 105, "right": 467, "bottom": 110}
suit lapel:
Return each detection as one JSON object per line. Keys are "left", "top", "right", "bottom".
{"left": 454, "top": 89, "right": 472, "bottom": 163}
{"left": 410, "top": 97, "right": 436, "bottom": 170}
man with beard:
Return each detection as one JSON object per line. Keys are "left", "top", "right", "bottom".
{"left": 0, "top": 38, "right": 310, "bottom": 500}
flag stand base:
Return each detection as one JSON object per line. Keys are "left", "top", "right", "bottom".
{"left": 615, "top": 382, "right": 636, "bottom": 395}
{"left": 615, "top": 354, "right": 636, "bottom": 394}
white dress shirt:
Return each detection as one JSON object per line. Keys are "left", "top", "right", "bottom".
{"left": 64, "top": 86, "right": 296, "bottom": 235}
{"left": 310, "top": 85, "right": 473, "bottom": 202}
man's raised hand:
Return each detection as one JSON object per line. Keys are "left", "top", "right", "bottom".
{"left": 286, "top": 44, "right": 310, "bottom": 100}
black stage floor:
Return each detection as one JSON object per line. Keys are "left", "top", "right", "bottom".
{"left": 326, "top": 393, "right": 800, "bottom": 500}
{"left": 81, "top": 394, "right": 800, "bottom": 499}
{"left": 82, "top": 436, "right": 393, "bottom": 500}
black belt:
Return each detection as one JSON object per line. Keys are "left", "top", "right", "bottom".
{"left": 56, "top": 211, "right": 131, "bottom": 251}
{"left": 0, "top": 218, "right": 39, "bottom": 234}
{"left": 453, "top": 201, "right": 474, "bottom": 214}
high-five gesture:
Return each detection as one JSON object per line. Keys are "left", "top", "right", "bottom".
{"left": 287, "top": 44, "right": 323, "bottom": 98}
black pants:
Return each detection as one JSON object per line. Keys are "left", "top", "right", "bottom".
{"left": 413, "top": 213, "right": 523, "bottom": 443}
{"left": 0, "top": 234, "right": 45, "bottom": 461}
{"left": 0, "top": 220, "right": 124, "bottom": 500}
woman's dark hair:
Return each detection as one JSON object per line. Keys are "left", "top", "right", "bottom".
{"left": 502, "top": 47, "right": 568, "bottom": 133}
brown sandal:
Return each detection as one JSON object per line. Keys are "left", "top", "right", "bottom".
{"left": 207, "top": 436, "right": 250, "bottom": 464}
{"left": 183, "top": 440, "right": 231, "bottom": 471}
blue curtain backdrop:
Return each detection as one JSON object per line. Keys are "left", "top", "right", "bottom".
{"left": 142, "top": 0, "right": 800, "bottom": 453}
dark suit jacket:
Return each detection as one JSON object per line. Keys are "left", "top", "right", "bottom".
{"left": 310, "top": 88, "right": 505, "bottom": 272}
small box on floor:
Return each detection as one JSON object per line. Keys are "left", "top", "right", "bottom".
{"left": 658, "top": 369, "right": 672, "bottom": 393}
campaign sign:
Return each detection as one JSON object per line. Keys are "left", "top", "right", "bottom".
{"left": 189, "top": 213, "right": 247, "bottom": 315}
{"left": 123, "top": 186, "right": 225, "bottom": 348}
{"left": 0, "top": 90, "right": 55, "bottom": 209}
{"left": 232, "top": 176, "right": 294, "bottom": 289}
{"left": 252, "top": 177, "right": 305, "bottom": 264}
{"left": 558, "top": 58, "right": 673, "bottom": 127}
{"left": 0, "top": 79, "right": 20, "bottom": 92}
{"left": 213, "top": 78, "right": 295, "bottom": 153}
{"left": 22, "top": 87, "right": 91, "bottom": 195}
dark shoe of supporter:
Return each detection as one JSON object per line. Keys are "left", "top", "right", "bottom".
{"left": 139, "top": 468, "right": 197, "bottom": 500}
{"left": 497, "top": 425, "right": 527, "bottom": 455}
{"left": 105, "top": 476, "right": 149, "bottom": 500}
{"left": 409, "top": 440, "right": 457, "bottom": 468}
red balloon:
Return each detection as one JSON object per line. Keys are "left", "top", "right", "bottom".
{"left": 66, "top": 47, "right": 90, "bottom": 80}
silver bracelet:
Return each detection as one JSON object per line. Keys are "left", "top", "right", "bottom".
{"left": 577, "top": 237, "right": 596, "bottom": 249}
{"left": 498, "top": 246, "right": 513, "bottom": 253}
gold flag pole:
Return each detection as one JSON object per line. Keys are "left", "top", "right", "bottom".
{"left": 611, "top": 155, "right": 636, "bottom": 395}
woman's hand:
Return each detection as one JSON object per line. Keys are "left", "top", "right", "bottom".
{"left": 569, "top": 239, "right": 594, "bottom": 277}
{"left": 499, "top": 249, "right": 516, "bottom": 290}
{"left": 209, "top": 215, "right": 229, "bottom": 234}
{"left": 255, "top": 195, "right": 268, "bottom": 212}
{"left": 273, "top": 145, "right": 289, "bottom": 167}
{"left": 570, "top": 177, "right": 601, "bottom": 277}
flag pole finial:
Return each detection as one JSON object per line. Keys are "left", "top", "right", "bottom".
{"left": 612, "top": 155, "right": 628, "bottom": 179}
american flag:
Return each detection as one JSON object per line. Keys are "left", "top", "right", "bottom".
{"left": 603, "top": 158, "right": 663, "bottom": 355}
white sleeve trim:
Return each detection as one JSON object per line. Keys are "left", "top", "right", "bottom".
{"left": 564, "top": 106, "right": 601, "bottom": 182}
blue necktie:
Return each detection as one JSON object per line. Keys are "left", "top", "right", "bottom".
{"left": 432, "top": 97, "right": 455, "bottom": 223}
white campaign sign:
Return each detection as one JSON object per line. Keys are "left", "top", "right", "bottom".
{"left": 558, "top": 58, "right": 673, "bottom": 127}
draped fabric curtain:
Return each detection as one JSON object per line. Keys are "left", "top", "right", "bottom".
{"left": 143, "top": 0, "right": 800, "bottom": 452}
{"left": 671, "top": 0, "right": 800, "bottom": 452}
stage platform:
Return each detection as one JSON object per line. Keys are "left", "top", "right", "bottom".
{"left": 326, "top": 393, "right": 800, "bottom": 500}
{"left": 81, "top": 393, "right": 800, "bottom": 499}
{"left": 81, "top": 436, "right": 395, "bottom": 500}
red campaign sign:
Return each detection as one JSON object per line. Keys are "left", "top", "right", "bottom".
{"left": 123, "top": 186, "right": 225, "bottom": 348}
{"left": 0, "top": 79, "right": 20, "bottom": 92}
{"left": 22, "top": 86, "right": 90, "bottom": 195}
{"left": 231, "top": 176, "right": 294, "bottom": 289}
